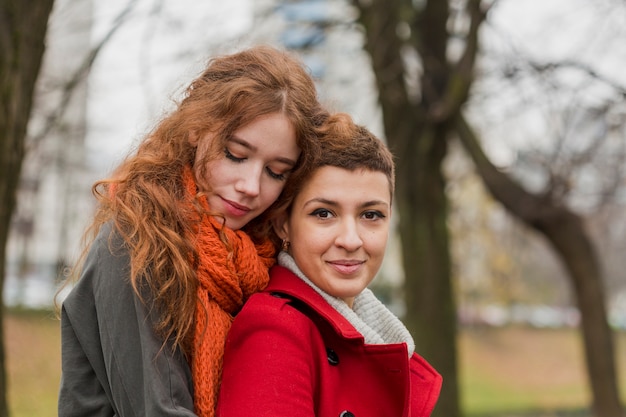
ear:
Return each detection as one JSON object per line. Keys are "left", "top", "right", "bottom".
{"left": 272, "top": 213, "right": 290, "bottom": 241}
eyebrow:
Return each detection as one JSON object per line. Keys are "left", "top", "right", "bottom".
{"left": 303, "top": 198, "right": 390, "bottom": 209}
{"left": 229, "top": 136, "right": 298, "bottom": 167}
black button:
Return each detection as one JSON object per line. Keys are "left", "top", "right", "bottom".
{"left": 339, "top": 411, "right": 355, "bottom": 417}
{"left": 326, "top": 348, "right": 339, "bottom": 365}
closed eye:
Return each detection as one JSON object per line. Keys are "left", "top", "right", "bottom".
{"left": 266, "top": 167, "right": 288, "bottom": 181}
{"left": 224, "top": 148, "right": 245, "bottom": 163}
{"left": 226, "top": 147, "right": 290, "bottom": 181}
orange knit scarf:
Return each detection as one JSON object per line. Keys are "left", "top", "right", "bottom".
{"left": 183, "top": 167, "right": 275, "bottom": 416}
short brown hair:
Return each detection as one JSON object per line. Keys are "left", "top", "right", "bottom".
{"left": 267, "top": 112, "right": 395, "bottom": 231}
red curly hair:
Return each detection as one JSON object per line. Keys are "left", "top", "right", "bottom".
{"left": 68, "top": 46, "right": 326, "bottom": 355}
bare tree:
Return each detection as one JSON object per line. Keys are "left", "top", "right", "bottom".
{"left": 1, "top": 0, "right": 137, "bottom": 413}
{"left": 457, "top": 113, "right": 623, "bottom": 417}
{"left": 0, "top": 2, "right": 55, "bottom": 415}
{"left": 351, "top": 1, "right": 471, "bottom": 414}
{"left": 352, "top": 0, "right": 624, "bottom": 416}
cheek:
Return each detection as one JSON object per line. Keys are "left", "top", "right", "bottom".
{"left": 196, "top": 160, "right": 222, "bottom": 191}
{"left": 291, "top": 248, "right": 323, "bottom": 288}
{"left": 288, "top": 225, "right": 321, "bottom": 259}
{"left": 367, "top": 232, "right": 389, "bottom": 259}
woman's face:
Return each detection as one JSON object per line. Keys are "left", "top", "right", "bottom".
{"left": 193, "top": 112, "right": 299, "bottom": 230}
{"left": 276, "top": 166, "right": 391, "bottom": 308}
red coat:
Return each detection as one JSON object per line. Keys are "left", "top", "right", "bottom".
{"left": 217, "top": 265, "right": 442, "bottom": 417}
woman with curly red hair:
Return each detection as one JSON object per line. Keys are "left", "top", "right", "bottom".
{"left": 58, "top": 45, "right": 326, "bottom": 417}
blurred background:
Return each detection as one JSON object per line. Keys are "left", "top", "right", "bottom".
{"left": 1, "top": 0, "right": 626, "bottom": 416}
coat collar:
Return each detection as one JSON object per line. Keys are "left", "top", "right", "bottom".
{"left": 265, "top": 265, "right": 365, "bottom": 342}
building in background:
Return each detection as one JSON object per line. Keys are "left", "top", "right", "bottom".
{"left": 255, "top": 0, "right": 382, "bottom": 135}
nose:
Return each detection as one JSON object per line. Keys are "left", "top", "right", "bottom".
{"left": 234, "top": 164, "right": 261, "bottom": 197}
{"left": 334, "top": 219, "right": 363, "bottom": 251}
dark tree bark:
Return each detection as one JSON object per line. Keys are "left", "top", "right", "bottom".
{"left": 0, "top": 0, "right": 55, "bottom": 415}
{"left": 353, "top": 0, "right": 463, "bottom": 415}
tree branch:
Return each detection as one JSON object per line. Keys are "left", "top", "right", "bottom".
{"left": 530, "top": 59, "right": 626, "bottom": 97}
{"left": 427, "top": 0, "right": 493, "bottom": 122}
{"left": 352, "top": 0, "right": 414, "bottom": 147}
{"left": 28, "top": 0, "right": 139, "bottom": 148}
{"left": 454, "top": 111, "right": 555, "bottom": 225}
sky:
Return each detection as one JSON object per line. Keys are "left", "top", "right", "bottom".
{"left": 87, "top": 0, "right": 255, "bottom": 177}
{"left": 467, "top": 0, "right": 626, "bottom": 168}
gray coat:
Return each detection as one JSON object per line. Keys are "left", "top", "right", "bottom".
{"left": 58, "top": 223, "right": 197, "bottom": 416}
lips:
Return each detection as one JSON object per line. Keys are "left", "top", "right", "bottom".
{"left": 222, "top": 197, "right": 251, "bottom": 217}
{"left": 327, "top": 260, "right": 364, "bottom": 275}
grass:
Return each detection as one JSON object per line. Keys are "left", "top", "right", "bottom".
{"left": 459, "top": 326, "right": 626, "bottom": 416}
{"left": 3, "top": 310, "right": 626, "bottom": 417}
{"left": 6, "top": 309, "right": 60, "bottom": 417}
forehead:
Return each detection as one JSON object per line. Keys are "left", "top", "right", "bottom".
{"left": 296, "top": 166, "right": 391, "bottom": 205}
{"left": 231, "top": 113, "right": 299, "bottom": 158}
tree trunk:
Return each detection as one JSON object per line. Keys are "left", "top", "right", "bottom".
{"left": 540, "top": 213, "right": 623, "bottom": 417}
{"left": 0, "top": 0, "right": 55, "bottom": 415}
{"left": 456, "top": 114, "right": 624, "bottom": 417}
{"left": 353, "top": 0, "right": 461, "bottom": 415}
{"left": 396, "top": 124, "right": 459, "bottom": 417}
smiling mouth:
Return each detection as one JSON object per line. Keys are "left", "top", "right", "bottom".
{"left": 222, "top": 198, "right": 251, "bottom": 216}
{"left": 328, "top": 260, "right": 364, "bottom": 275}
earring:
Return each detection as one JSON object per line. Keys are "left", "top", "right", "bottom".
{"left": 281, "top": 239, "right": 291, "bottom": 252}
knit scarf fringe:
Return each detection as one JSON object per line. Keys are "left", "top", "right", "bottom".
{"left": 183, "top": 166, "right": 275, "bottom": 416}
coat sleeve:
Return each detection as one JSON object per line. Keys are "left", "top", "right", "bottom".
{"left": 217, "top": 294, "right": 322, "bottom": 417}
{"left": 59, "top": 300, "right": 114, "bottom": 417}
{"left": 59, "top": 225, "right": 197, "bottom": 417}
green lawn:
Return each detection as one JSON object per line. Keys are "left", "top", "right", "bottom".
{"left": 4, "top": 310, "right": 626, "bottom": 417}
{"left": 459, "top": 326, "right": 626, "bottom": 416}
{"left": 6, "top": 309, "right": 61, "bottom": 417}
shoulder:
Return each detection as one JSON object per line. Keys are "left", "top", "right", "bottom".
{"left": 88, "top": 222, "right": 129, "bottom": 268}
{"left": 224, "top": 291, "right": 328, "bottom": 379}
{"left": 63, "top": 222, "right": 133, "bottom": 315}
{"left": 265, "top": 265, "right": 335, "bottom": 320}
{"left": 233, "top": 291, "right": 318, "bottom": 335}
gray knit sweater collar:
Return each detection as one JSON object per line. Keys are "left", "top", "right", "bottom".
{"left": 278, "top": 252, "right": 415, "bottom": 356}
